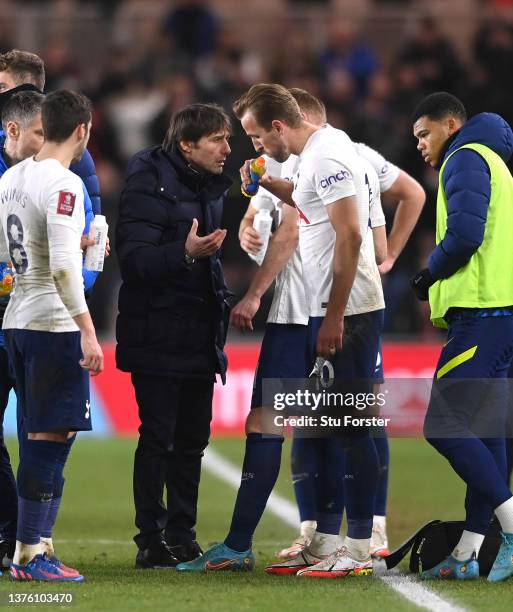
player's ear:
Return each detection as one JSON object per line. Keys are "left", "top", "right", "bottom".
{"left": 5, "top": 121, "right": 20, "bottom": 140}
{"left": 75, "top": 123, "right": 87, "bottom": 141}
{"left": 271, "top": 119, "right": 284, "bottom": 135}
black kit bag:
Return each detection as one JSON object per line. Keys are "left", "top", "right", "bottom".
{"left": 385, "top": 519, "right": 502, "bottom": 576}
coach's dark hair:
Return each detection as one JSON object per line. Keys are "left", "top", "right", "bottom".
{"left": 42, "top": 90, "right": 92, "bottom": 143}
{"left": 411, "top": 92, "right": 467, "bottom": 124}
{"left": 289, "top": 88, "right": 327, "bottom": 124}
{"left": 0, "top": 49, "right": 45, "bottom": 91}
{"left": 1, "top": 90, "right": 44, "bottom": 131}
{"left": 233, "top": 83, "right": 302, "bottom": 130}
{"left": 163, "top": 103, "right": 231, "bottom": 153}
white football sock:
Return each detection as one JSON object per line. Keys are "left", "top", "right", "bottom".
{"left": 373, "top": 515, "right": 386, "bottom": 531}
{"left": 40, "top": 537, "right": 55, "bottom": 558}
{"left": 300, "top": 520, "right": 317, "bottom": 539}
{"left": 309, "top": 532, "right": 340, "bottom": 557}
{"left": 452, "top": 530, "right": 485, "bottom": 561}
{"left": 495, "top": 497, "right": 513, "bottom": 533}
{"left": 13, "top": 541, "right": 41, "bottom": 566}
{"left": 345, "top": 536, "right": 371, "bottom": 561}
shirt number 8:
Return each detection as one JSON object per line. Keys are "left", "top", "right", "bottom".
{"left": 7, "top": 214, "right": 28, "bottom": 274}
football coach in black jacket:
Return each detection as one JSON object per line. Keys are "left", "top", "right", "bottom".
{"left": 116, "top": 103, "right": 233, "bottom": 568}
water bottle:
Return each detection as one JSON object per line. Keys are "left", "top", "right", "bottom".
{"left": 249, "top": 206, "right": 273, "bottom": 266}
{"left": 84, "top": 215, "right": 108, "bottom": 272}
{"left": 241, "top": 157, "right": 266, "bottom": 197}
{"left": 0, "top": 262, "right": 14, "bottom": 297}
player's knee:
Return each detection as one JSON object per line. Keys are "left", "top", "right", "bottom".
{"left": 28, "top": 431, "right": 70, "bottom": 443}
{"left": 245, "top": 409, "right": 263, "bottom": 434}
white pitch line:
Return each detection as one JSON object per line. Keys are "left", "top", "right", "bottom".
{"left": 204, "top": 446, "right": 468, "bottom": 612}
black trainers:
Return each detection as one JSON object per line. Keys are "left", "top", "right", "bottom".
{"left": 0, "top": 539, "right": 15, "bottom": 568}
{"left": 135, "top": 537, "right": 180, "bottom": 569}
{"left": 167, "top": 540, "right": 203, "bottom": 563}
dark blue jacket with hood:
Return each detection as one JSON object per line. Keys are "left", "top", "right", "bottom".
{"left": 428, "top": 112, "right": 513, "bottom": 280}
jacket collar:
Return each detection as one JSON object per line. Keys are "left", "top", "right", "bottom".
{"left": 436, "top": 130, "right": 460, "bottom": 170}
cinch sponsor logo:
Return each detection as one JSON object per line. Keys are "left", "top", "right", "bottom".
{"left": 320, "top": 170, "right": 351, "bottom": 188}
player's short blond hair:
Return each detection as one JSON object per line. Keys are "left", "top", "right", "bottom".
{"left": 289, "top": 88, "right": 327, "bottom": 124}
{"left": 233, "top": 83, "right": 302, "bottom": 131}
{"left": 0, "top": 49, "right": 45, "bottom": 91}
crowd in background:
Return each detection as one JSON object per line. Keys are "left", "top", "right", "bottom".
{"left": 1, "top": 0, "right": 513, "bottom": 339}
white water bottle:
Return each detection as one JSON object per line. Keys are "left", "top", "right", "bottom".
{"left": 84, "top": 215, "right": 108, "bottom": 272}
{"left": 249, "top": 208, "right": 273, "bottom": 266}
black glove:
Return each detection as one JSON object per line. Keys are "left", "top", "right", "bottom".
{"left": 410, "top": 268, "right": 435, "bottom": 301}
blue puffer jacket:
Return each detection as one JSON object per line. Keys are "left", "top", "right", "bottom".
{"left": 116, "top": 146, "right": 233, "bottom": 381}
{"left": 71, "top": 148, "right": 102, "bottom": 216}
{"left": 428, "top": 113, "right": 513, "bottom": 279}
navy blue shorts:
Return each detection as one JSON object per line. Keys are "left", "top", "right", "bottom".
{"left": 251, "top": 310, "right": 384, "bottom": 408}
{"left": 4, "top": 329, "right": 91, "bottom": 433}
{"left": 308, "top": 309, "right": 384, "bottom": 384}
{"left": 425, "top": 313, "right": 513, "bottom": 439}
{"left": 251, "top": 323, "right": 309, "bottom": 409}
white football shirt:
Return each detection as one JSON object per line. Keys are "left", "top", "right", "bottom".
{"left": 250, "top": 154, "right": 309, "bottom": 324}
{"left": 0, "top": 157, "right": 86, "bottom": 332}
{"left": 293, "top": 125, "right": 384, "bottom": 317}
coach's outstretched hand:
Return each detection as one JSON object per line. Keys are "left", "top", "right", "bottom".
{"left": 185, "top": 218, "right": 227, "bottom": 259}
{"left": 230, "top": 292, "right": 260, "bottom": 332}
{"left": 410, "top": 268, "right": 434, "bottom": 301}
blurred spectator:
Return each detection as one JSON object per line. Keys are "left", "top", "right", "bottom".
{"left": 472, "top": 16, "right": 513, "bottom": 124}
{"left": 42, "top": 37, "right": 81, "bottom": 90}
{"left": 106, "top": 77, "right": 166, "bottom": 161}
{"left": 268, "top": 25, "right": 320, "bottom": 84}
{"left": 149, "top": 73, "right": 197, "bottom": 143}
{"left": 397, "top": 16, "right": 466, "bottom": 95}
{"left": 162, "top": 0, "right": 218, "bottom": 60}
{"left": 318, "top": 21, "right": 378, "bottom": 97}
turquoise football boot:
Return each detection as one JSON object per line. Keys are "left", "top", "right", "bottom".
{"left": 487, "top": 532, "right": 513, "bottom": 582}
{"left": 421, "top": 553, "right": 479, "bottom": 580}
{"left": 176, "top": 542, "right": 255, "bottom": 573}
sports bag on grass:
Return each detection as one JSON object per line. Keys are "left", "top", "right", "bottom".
{"left": 385, "top": 519, "right": 502, "bottom": 576}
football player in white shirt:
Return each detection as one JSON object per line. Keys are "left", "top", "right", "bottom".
{"left": 0, "top": 90, "right": 103, "bottom": 583}
{"left": 235, "top": 89, "right": 423, "bottom": 562}
{"left": 178, "top": 84, "right": 393, "bottom": 578}
{"left": 232, "top": 84, "right": 382, "bottom": 579}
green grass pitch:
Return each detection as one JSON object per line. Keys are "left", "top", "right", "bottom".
{"left": 0, "top": 437, "right": 512, "bottom": 611}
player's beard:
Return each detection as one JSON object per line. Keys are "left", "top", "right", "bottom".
{"left": 71, "top": 141, "right": 87, "bottom": 165}
{"left": 269, "top": 142, "right": 289, "bottom": 163}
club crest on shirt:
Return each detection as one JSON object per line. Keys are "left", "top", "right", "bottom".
{"left": 57, "top": 191, "right": 76, "bottom": 216}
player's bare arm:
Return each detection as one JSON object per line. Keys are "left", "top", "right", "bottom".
{"left": 372, "top": 225, "right": 387, "bottom": 265}
{"left": 239, "top": 202, "right": 263, "bottom": 255}
{"left": 231, "top": 203, "right": 299, "bottom": 331}
{"left": 316, "top": 195, "right": 361, "bottom": 358}
{"left": 379, "top": 170, "right": 425, "bottom": 273}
